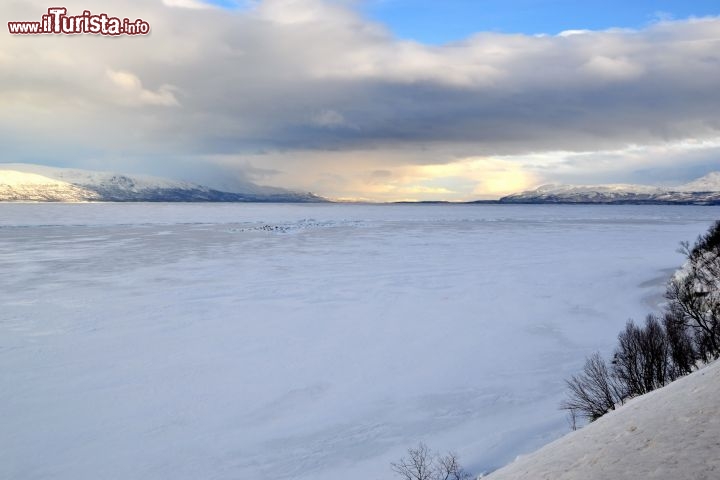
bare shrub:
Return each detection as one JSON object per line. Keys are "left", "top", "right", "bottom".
{"left": 562, "top": 220, "right": 720, "bottom": 423}
{"left": 666, "top": 220, "right": 720, "bottom": 359}
{"left": 391, "top": 443, "right": 472, "bottom": 480}
{"left": 611, "top": 315, "right": 674, "bottom": 397}
{"left": 561, "top": 352, "right": 622, "bottom": 422}
{"left": 663, "top": 306, "right": 697, "bottom": 376}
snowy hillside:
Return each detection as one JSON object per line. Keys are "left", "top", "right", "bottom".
{"left": 677, "top": 172, "right": 720, "bottom": 192}
{"left": 485, "top": 359, "right": 720, "bottom": 480}
{"left": 0, "top": 170, "right": 101, "bottom": 202}
{"left": 500, "top": 173, "right": 720, "bottom": 204}
{"left": 0, "top": 164, "right": 325, "bottom": 202}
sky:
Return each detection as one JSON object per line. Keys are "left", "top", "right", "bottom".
{"left": 362, "top": 0, "right": 720, "bottom": 43}
{"left": 1, "top": 0, "right": 720, "bottom": 201}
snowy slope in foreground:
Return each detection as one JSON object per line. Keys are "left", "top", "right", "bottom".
{"left": 501, "top": 172, "right": 720, "bottom": 204}
{"left": 0, "top": 164, "right": 324, "bottom": 202}
{"left": 486, "top": 360, "right": 720, "bottom": 480}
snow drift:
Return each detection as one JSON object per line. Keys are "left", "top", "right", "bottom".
{"left": 485, "top": 359, "right": 720, "bottom": 480}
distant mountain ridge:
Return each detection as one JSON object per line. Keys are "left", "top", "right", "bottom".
{"left": 499, "top": 172, "right": 720, "bottom": 205}
{"left": 0, "top": 164, "right": 326, "bottom": 203}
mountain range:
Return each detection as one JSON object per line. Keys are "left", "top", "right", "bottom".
{"left": 499, "top": 172, "right": 720, "bottom": 205}
{"left": 3, "top": 164, "right": 720, "bottom": 204}
{"left": 0, "top": 164, "right": 325, "bottom": 203}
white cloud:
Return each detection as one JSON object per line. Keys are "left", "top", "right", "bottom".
{"left": 162, "top": 0, "right": 212, "bottom": 9}
{"left": 254, "top": 0, "right": 358, "bottom": 24}
{"left": 582, "top": 56, "right": 645, "bottom": 81}
{"left": 558, "top": 29, "right": 592, "bottom": 37}
{"left": 106, "top": 69, "right": 180, "bottom": 107}
{"left": 107, "top": 70, "right": 144, "bottom": 91}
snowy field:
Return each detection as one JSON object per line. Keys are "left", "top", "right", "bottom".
{"left": 1, "top": 203, "right": 719, "bottom": 480}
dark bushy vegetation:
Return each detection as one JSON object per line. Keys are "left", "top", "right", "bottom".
{"left": 612, "top": 315, "right": 679, "bottom": 397}
{"left": 562, "top": 220, "right": 720, "bottom": 423}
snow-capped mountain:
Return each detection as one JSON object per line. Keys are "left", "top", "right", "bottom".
{"left": 500, "top": 172, "right": 720, "bottom": 204}
{"left": 676, "top": 171, "right": 720, "bottom": 192}
{"left": 0, "top": 164, "right": 326, "bottom": 203}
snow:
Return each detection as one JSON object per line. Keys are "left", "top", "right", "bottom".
{"left": 532, "top": 183, "right": 661, "bottom": 195}
{"left": 0, "top": 170, "right": 100, "bottom": 202}
{"left": 1, "top": 203, "right": 719, "bottom": 480}
{"left": 485, "top": 359, "right": 720, "bottom": 480}
{"left": 678, "top": 172, "right": 720, "bottom": 192}
{"left": 0, "top": 164, "right": 320, "bottom": 202}
{"left": 0, "top": 170, "right": 71, "bottom": 186}
{"left": 1, "top": 163, "right": 194, "bottom": 190}
{"left": 505, "top": 172, "right": 720, "bottom": 202}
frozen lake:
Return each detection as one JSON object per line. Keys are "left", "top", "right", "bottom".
{"left": 2, "top": 203, "right": 719, "bottom": 479}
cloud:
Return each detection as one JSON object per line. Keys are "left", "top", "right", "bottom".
{"left": 254, "top": 0, "right": 358, "bottom": 25}
{"left": 370, "top": 169, "right": 392, "bottom": 179}
{"left": 162, "top": 0, "right": 212, "bottom": 9}
{"left": 581, "top": 55, "right": 645, "bottom": 81}
{"left": 309, "top": 109, "right": 348, "bottom": 128}
{"left": 505, "top": 139, "right": 720, "bottom": 186}
{"left": 1, "top": 0, "right": 719, "bottom": 199}
{"left": 106, "top": 69, "right": 180, "bottom": 107}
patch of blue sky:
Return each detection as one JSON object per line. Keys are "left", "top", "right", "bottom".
{"left": 200, "top": 0, "right": 719, "bottom": 43}
{"left": 362, "top": 0, "right": 720, "bottom": 44}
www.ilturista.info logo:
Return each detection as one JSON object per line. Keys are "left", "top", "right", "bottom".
{"left": 8, "top": 7, "right": 150, "bottom": 35}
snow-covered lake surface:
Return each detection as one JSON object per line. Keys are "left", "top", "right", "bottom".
{"left": 2, "top": 203, "right": 719, "bottom": 480}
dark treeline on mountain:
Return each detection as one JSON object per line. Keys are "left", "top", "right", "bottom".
{"left": 562, "top": 220, "right": 720, "bottom": 424}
